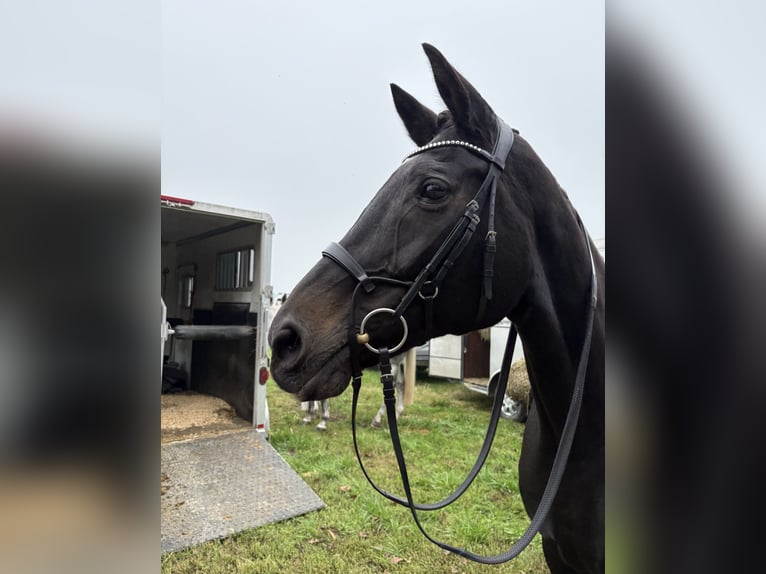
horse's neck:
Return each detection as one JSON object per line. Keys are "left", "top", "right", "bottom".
{"left": 511, "top": 185, "right": 604, "bottom": 440}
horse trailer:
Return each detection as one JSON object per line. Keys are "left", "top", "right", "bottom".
{"left": 428, "top": 238, "right": 604, "bottom": 421}
{"left": 160, "top": 195, "right": 274, "bottom": 431}
{"left": 428, "top": 321, "right": 525, "bottom": 383}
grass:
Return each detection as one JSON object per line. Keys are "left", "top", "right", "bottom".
{"left": 161, "top": 371, "right": 549, "bottom": 574}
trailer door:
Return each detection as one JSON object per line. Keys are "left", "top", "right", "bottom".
{"left": 428, "top": 334, "right": 463, "bottom": 379}
{"left": 489, "top": 318, "right": 525, "bottom": 374}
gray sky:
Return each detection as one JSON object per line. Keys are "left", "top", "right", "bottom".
{"left": 162, "top": 1, "right": 605, "bottom": 294}
{"left": 2, "top": 2, "right": 762, "bottom": 294}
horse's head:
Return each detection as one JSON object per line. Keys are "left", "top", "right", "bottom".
{"left": 270, "top": 44, "right": 538, "bottom": 400}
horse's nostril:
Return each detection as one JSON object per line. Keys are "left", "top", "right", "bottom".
{"left": 272, "top": 325, "right": 302, "bottom": 360}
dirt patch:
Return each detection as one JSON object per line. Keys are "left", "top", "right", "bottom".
{"left": 161, "top": 391, "right": 250, "bottom": 444}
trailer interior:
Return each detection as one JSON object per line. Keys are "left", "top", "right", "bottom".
{"left": 161, "top": 196, "right": 273, "bottom": 432}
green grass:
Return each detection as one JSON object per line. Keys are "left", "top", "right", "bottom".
{"left": 161, "top": 372, "right": 549, "bottom": 574}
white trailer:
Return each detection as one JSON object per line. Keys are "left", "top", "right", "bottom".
{"left": 427, "top": 322, "right": 524, "bottom": 384}
{"left": 428, "top": 238, "right": 604, "bottom": 420}
{"left": 428, "top": 238, "right": 604, "bottom": 383}
{"left": 426, "top": 324, "right": 527, "bottom": 421}
{"left": 161, "top": 195, "right": 274, "bottom": 432}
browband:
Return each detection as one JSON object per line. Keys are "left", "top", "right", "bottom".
{"left": 404, "top": 118, "right": 515, "bottom": 170}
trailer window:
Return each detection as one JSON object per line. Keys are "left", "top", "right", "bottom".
{"left": 178, "top": 275, "right": 195, "bottom": 308}
{"left": 216, "top": 248, "right": 254, "bottom": 290}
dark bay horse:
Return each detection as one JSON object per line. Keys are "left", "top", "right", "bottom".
{"left": 269, "top": 44, "right": 605, "bottom": 574}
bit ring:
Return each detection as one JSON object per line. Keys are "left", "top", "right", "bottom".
{"left": 358, "top": 308, "right": 408, "bottom": 354}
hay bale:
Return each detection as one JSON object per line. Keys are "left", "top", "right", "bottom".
{"left": 506, "top": 359, "right": 531, "bottom": 405}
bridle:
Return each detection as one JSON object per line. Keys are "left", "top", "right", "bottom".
{"left": 325, "top": 118, "right": 515, "bottom": 340}
{"left": 321, "top": 117, "right": 598, "bottom": 564}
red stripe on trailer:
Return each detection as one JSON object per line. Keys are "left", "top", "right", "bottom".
{"left": 160, "top": 194, "right": 195, "bottom": 205}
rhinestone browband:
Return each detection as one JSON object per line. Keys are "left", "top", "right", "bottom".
{"left": 403, "top": 139, "right": 494, "bottom": 164}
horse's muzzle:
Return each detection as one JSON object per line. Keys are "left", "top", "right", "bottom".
{"left": 268, "top": 317, "right": 308, "bottom": 393}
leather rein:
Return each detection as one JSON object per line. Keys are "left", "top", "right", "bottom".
{"left": 321, "top": 118, "right": 598, "bottom": 564}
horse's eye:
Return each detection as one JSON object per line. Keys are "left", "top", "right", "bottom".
{"left": 421, "top": 182, "right": 448, "bottom": 201}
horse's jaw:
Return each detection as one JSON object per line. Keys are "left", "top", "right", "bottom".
{"left": 270, "top": 343, "right": 353, "bottom": 401}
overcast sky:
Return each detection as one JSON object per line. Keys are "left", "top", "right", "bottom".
{"left": 3, "top": 2, "right": 762, "bottom": 295}
{"left": 162, "top": 1, "right": 605, "bottom": 294}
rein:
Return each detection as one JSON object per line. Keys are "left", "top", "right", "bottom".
{"left": 321, "top": 119, "right": 598, "bottom": 564}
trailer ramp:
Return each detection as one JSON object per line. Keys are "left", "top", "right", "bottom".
{"left": 161, "top": 429, "right": 324, "bottom": 553}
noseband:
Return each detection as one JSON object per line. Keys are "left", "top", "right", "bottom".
{"left": 321, "top": 118, "right": 598, "bottom": 564}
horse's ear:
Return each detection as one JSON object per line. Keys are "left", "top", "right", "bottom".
{"left": 390, "top": 83, "right": 438, "bottom": 146}
{"left": 422, "top": 43, "right": 496, "bottom": 145}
